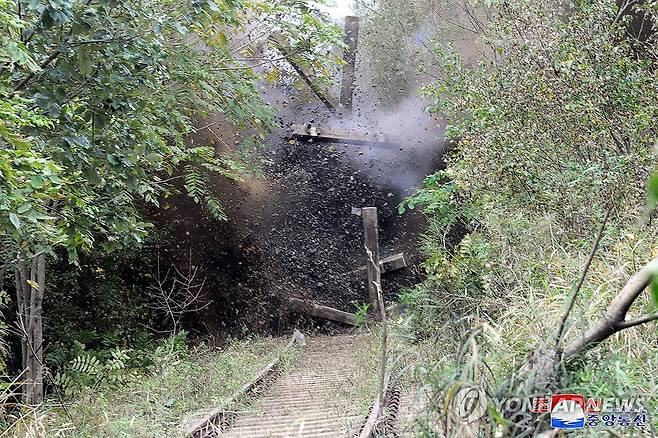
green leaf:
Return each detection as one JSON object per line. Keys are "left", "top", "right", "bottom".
{"left": 17, "top": 203, "right": 32, "bottom": 214}
{"left": 6, "top": 41, "right": 41, "bottom": 72}
{"left": 145, "top": 152, "right": 162, "bottom": 164}
{"left": 649, "top": 173, "right": 658, "bottom": 203}
{"left": 9, "top": 213, "right": 21, "bottom": 230}
{"left": 215, "top": 31, "right": 228, "bottom": 47}
{"left": 63, "top": 136, "right": 91, "bottom": 149}
{"left": 31, "top": 175, "right": 44, "bottom": 188}
{"left": 650, "top": 275, "right": 658, "bottom": 311}
{"left": 67, "top": 246, "right": 79, "bottom": 265}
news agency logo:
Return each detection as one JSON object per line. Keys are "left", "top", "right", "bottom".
{"left": 532, "top": 394, "right": 648, "bottom": 430}
{"left": 452, "top": 386, "right": 487, "bottom": 423}
{"left": 550, "top": 394, "right": 585, "bottom": 429}
{"left": 449, "top": 387, "right": 649, "bottom": 431}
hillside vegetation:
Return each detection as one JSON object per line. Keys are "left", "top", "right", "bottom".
{"left": 2, "top": 0, "right": 658, "bottom": 436}
{"left": 0, "top": 0, "right": 340, "bottom": 431}
{"left": 389, "top": 0, "right": 658, "bottom": 435}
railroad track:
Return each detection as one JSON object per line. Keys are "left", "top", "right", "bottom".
{"left": 222, "top": 334, "right": 370, "bottom": 437}
{"left": 184, "top": 332, "right": 420, "bottom": 437}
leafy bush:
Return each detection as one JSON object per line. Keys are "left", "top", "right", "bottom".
{"left": 1, "top": 0, "right": 342, "bottom": 405}
{"left": 53, "top": 346, "right": 138, "bottom": 398}
{"left": 37, "top": 334, "right": 290, "bottom": 438}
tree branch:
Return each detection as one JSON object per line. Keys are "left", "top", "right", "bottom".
{"left": 563, "top": 256, "right": 658, "bottom": 358}
{"left": 555, "top": 206, "right": 611, "bottom": 351}
{"left": 616, "top": 313, "right": 658, "bottom": 329}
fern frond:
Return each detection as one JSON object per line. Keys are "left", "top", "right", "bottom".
{"left": 205, "top": 196, "right": 226, "bottom": 221}
{"left": 183, "top": 165, "right": 207, "bottom": 203}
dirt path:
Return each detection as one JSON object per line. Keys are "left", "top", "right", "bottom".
{"left": 221, "top": 334, "right": 372, "bottom": 437}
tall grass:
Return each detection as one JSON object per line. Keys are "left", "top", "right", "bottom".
{"left": 2, "top": 335, "right": 293, "bottom": 438}
{"left": 400, "top": 206, "right": 658, "bottom": 436}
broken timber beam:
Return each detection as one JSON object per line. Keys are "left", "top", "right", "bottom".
{"left": 379, "top": 252, "right": 407, "bottom": 273}
{"left": 289, "top": 298, "right": 357, "bottom": 326}
{"left": 344, "top": 253, "right": 408, "bottom": 277}
{"left": 291, "top": 124, "right": 400, "bottom": 147}
{"left": 339, "top": 16, "right": 359, "bottom": 113}
{"left": 269, "top": 34, "right": 337, "bottom": 113}
{"left": 362, "top": 207, "right": 381, "bottom": 313}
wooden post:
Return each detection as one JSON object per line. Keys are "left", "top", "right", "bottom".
{"left": 361, "top": 207, "right": 380, "bottom": 313}
{"left": 340, "top": 16, "right": 359, "bottom": 114}
{"left": 290, "top": 124, "right": 399, "bottom": 147}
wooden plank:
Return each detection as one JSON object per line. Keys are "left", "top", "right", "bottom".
{"left": 290, "top": 298, "right": 358, "bottom": 326}
{"left": 362, "top": 207, "right": 381, "bottom": 313}
{"left": 269, "top": 34, "right": 337, "bottom": 113}
{"left": 338, "top": 253, "right": 406, "bottom": 277}
{"left": 291, "top": 124, "right": 400, "bottom": 147}
{"left": 339, "top": 16, "right": 359, "bottom": 113}
{"left": 380, "top": 252, "right": 407, "bottom": 273}
{"left": 358, "top": 373, "right": 390, "bottom": 438}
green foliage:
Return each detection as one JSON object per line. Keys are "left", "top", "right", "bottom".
{"left": 399, "top": 170, "right": 476, "bottom": 230}
{"left": 406, "top": 0, "right": 658, "bottom": 326}
{"left": 39, "top": 335, "right": 292, "bottom": 437}
{"left": 53, "top": 346, "right": 138, "bottom": 398}
{"left": 44, "top": 243, "right": 157, "bottom": 370}
{"left": 0, "top": 0, "right": 341, "bottom": 405}
{"left": 423, "top": 1, "right": 658, "bottom": 230}
{"left": 354, "top": 302, "right": 371, "bottom": 327}
{"left": 50, "top": 330, "right": 189, "bottom": 398}
{"left": 0, "top": 0, "right": 341, "bottom": 263}
{"left": 399, "top": 170, "right": 489, "bottom": 337}
{"left": 252, "top": 0, "right": 345, "bottom": 91}
{"left": 396, "top": 0, "right": 658, "bottom": 433}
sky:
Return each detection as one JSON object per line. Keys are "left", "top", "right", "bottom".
{"left": 318, "top": 0, "right": 355, "bottom": 20}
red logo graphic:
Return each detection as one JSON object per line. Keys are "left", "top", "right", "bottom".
{"left": 531, "top": 397, "right": 550, "bottom": 413}
{"left": 551, "top": 394, "right": 585, "bottom": 410}
{"left": 551, "top": 394, "right": 586, "bottom": 429}
{"left": 585, "top": 398, "right": 602, "bottom": 413}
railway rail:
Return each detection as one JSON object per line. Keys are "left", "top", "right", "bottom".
{"left": 183, "top": 332, "right": 419, "bottom": 438}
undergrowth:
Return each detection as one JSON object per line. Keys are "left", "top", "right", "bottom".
{"left": 4, "top": 334, "right": 293, "bottom": 438}
{"left": 398, "top": 171, "right": 658, "bottom": 435}
{"left": 393, "top": 0, "right": 658, "bottom": 435}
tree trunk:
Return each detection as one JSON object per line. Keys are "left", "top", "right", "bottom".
{"left": 14, "top": 252, "right": 45, "bottom": 406}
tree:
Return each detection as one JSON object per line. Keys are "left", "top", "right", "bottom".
{"left": 1, "top": 0, "right": 341, "bottom": 405}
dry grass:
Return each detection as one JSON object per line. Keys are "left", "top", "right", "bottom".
{"left": 401, "top": 210, "right": 658, "bottom": 436}
{"left": 3, "top": 336, "right": 293, "bottom": 438}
